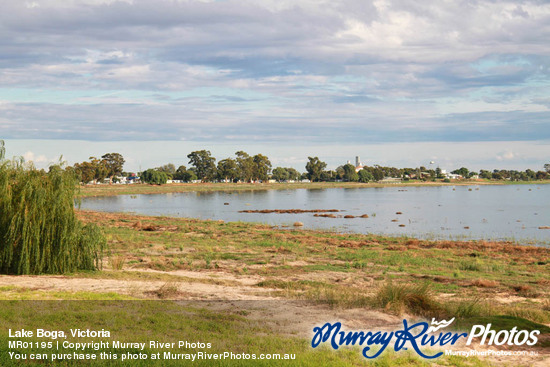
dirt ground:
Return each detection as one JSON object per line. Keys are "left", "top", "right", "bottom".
{"left": 1, "top": 267, "right": 548, "bottom": 367}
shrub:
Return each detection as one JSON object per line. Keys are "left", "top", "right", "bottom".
{"left": 0, "top": 141, "right": 105, "bottom": 274}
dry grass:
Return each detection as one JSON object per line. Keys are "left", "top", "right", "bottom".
{"left": 148, "top": 282, "right": 182, "bottom": 299}
{"left": 73, "top": 210, "right": 550, "bottom": 325}
{"left": 108, "top": 255, "right": 125, "bottom": 270}
{"left": 470, "top": 279, "right": 499, "bottom": 288}
{"left": 513, "top": 285, "right": 540, "bottom": 298}
{"left": 373, "top": 282, "right": 446, "bottom": 318}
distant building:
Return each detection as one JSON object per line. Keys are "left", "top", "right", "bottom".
{"left": 346, "top": 156, "right": 365, "bottom": 172}
{"left": 448, "top": 174, "right": 462, "bottom": 180}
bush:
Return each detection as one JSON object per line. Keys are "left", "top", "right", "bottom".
{"left": 0, "top": 141, "right": 105, "bottom": 274}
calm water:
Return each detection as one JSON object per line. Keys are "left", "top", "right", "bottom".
{"left": 80, "top": 185, "right": 550, "bottom": 245}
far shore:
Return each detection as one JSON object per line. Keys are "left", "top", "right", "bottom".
{"left": 78, "top": 179, "right": 550, "bottom": 197}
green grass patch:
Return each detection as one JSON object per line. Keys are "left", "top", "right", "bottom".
{"left": 373, "top": 282, "right": 445, "bottom": 318}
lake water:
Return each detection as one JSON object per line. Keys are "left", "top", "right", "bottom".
{"left": 80, "top": 184, "right": 550, "bottom": 245}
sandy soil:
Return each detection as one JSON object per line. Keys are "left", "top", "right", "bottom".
{"left": 1, "top": 268, "right": 548, "bottom": 366}
{"left": 0, "top": 270, "right": 398, "bottom": 332}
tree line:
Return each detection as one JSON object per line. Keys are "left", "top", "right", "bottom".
{"left": 71, "top": 153, "right": 125, "bottom": 184}
{"left": 71, "top": 151, "right": 550, "bottom": 185}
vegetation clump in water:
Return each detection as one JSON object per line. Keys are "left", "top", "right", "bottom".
{"left": 0, "top": 141, "right": 105, "bottom": 275}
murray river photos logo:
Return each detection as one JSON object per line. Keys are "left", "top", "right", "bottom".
{"left": 311, "top": 318, "right": 540, "bottom": 359}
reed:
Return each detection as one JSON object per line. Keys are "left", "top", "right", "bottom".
{"left": 0, "top": 141, "right": 105, "bottom": 274}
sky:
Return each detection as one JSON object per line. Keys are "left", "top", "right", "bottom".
{"left": 1, "top": 0, "right": 550, "bottom": 172}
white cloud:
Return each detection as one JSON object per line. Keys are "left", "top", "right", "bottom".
{"left": 496, "top": 151, "right": 519, "bottom": 161}
{"left": 22, "top": 151, "right": 51, "bottom": 164}
{"left": 0, "top": 0, "right": 549, "bottom": 161}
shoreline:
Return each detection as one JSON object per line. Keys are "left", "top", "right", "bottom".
{"left": 82, "top": 209, "right": 550, "bottom": 249}
{"left": 77, "top": 183, "right": 550, "bottom": 247}
{"left": 77, "top": 180, "right": 550, "bottom": 197}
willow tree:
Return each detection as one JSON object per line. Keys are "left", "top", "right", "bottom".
{"left": 0, "top": 141, "right": 105, "bottom": 274}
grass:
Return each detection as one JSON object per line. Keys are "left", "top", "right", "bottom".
{"left": 0, "top": 299, "right": 494, "bottom": 366}
{"left": 0, "top": 286, "right": 133, "bottom": 300}
{"left": 2, "top": 210, "right": 548, "bottom": 366}
{"left": 109, "top": 256, "right": 126, "bottom": 270}
{"left": 256, "top": 279, "right": 372, "bottom": 308}
{"left": 75, "top": 210, "right": 550, "bottom": 307}
{"left": 372, "top": 282, "right": 445, "bottom": 318}
{"left": 67, "top": 270, "right": 241, "bottom": 286}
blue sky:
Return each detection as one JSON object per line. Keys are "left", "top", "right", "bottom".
{"left": 1, "top": 0, "right": 549, "bottom": 172}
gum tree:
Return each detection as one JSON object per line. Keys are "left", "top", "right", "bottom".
{"left": 305, "top": 156, "right": 327, "bottom": 182}
{"left": 188, "top": 150, "right": 216, "bottom": 182}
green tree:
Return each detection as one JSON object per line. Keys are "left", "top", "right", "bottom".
{"left": 451, "top": 167, "right": 469, "bottom": 178}
{"left": 492, "top": 170, "right": 502, "bottom": 180}
{"left": 173, "top": 165, "right": 197, "bottom": 182}
{"left": 187, "top": 150, "right": 216, "bottom": 182}
{"left": 74, "top": 157, "right": 108, "bottom": 184}
{"left": 141, "top": 169, "right": 168, "bottom": 185}
{"left": 286, "top": 168, "right": 301, "bottom": 181}
{"left": 0, "top": 141, "right": 104, "bottom": 275}
{"left": 545, "top": 163, "right": 550, "bottom": 173}
{"left": 253, "top": 154, "right": 272, "bottom": 181}
{"left": 90, "top": 157, "right": 108, "bottom": 182}
{"left": 358, "top": 169, "right": 374, "bottom": 183}
{"left": 479, "top": 170, "right": 492, "bottom": 179}
{"left": 73, "top": 161, "right": 96, "bottom": 184}
{"left": 156, "top": 163, "right": 176, "bottom": 178}
{"left": 305, "top": 157, "right": 327, "bottom": 182}
{"left": 173, "top": 165, "right": 190, "bottom": 181}
{"left": 525, "top": 169, "right": 536, "bottom": 180}
{"left": 217, "top": 158, "right": 238, "bottom": 182}
{"left": 101, "top": 153, "right": 125, "bottom": 181}
{"left": 536, "top": 171, "right": 548, "bottom": 180}
{"left": 185, "top": 170, "right": 197, "bottom": 182}
{"left": 335, "top": 166, "right": 345, "bottom": 180}
{"left": 235, "top": 151, "right": 254, "bottom": 182}
{"left": 363, "top": 166, "right": 384, "bottom": 181}
{"left": 272, "top": 167, "right": 289, "bottom": 182}
{"left": 343, "top": 163, "right": 359, "bottom": 182}
{"left": 320, "top": 170, "right": 334, "bottom": 182}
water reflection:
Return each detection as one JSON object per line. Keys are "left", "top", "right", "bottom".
{"left": 80, "top": 185, "right": 550, "bottom": 244}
